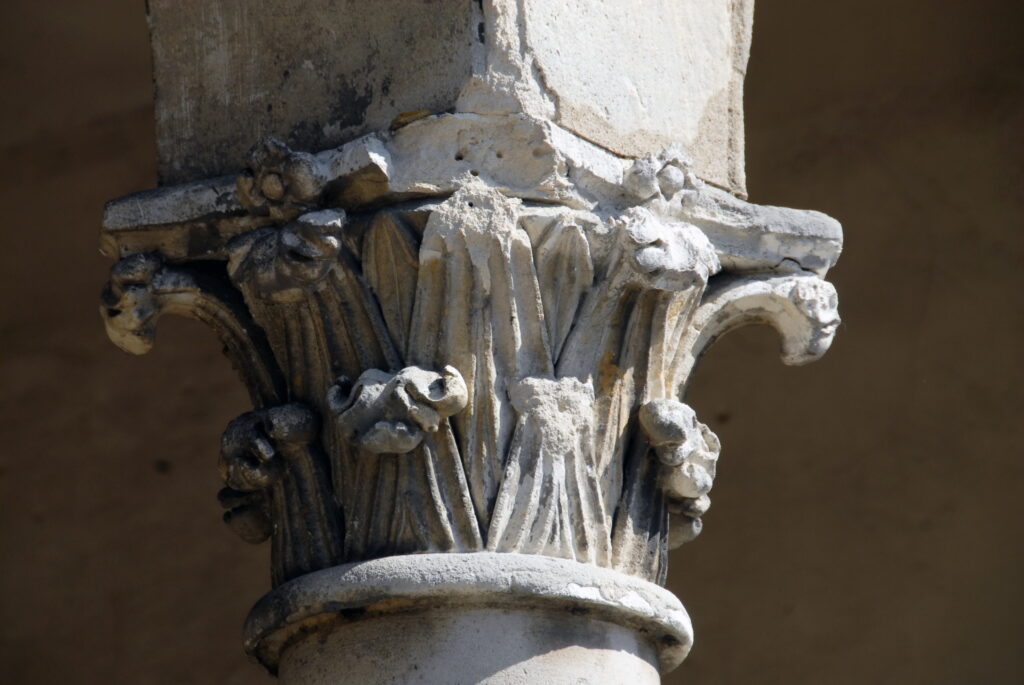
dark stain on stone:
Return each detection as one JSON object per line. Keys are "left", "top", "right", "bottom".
{"left": 329, "top": 80, "right": 374, "bottom": 130}
{"left": 287, "top": 119, "right": 328, "bottom": 153}
{"left": 186, "top": 222, "right": 221, "bottom": 258}
{"left": 154, "top": 459, "right": 173, "bottom": 474}
{"left": 478, "top": 21, "right": 485, "bottom": 43}
{"left": 289, "top": 80, "right": 369, "bottom": 156}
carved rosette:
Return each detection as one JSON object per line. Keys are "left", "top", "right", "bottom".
{"left": 101, "top": 120, "right": 840, "bottom": 612}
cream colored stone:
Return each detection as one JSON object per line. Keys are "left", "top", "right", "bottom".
{"left": 101, "top": 2, "right": 846, "bottom": 681}
{"left": 146, "top": 0, "right": 752, "bottom": 193}
{"left": 512, "top": 0, "right": 752, "bottom": 193}
{"left": 280, "top": 608, "right": 660, "bottom": 685}
{"left": 244, "top": 553, "right": 692, "bottom": 678}
{"left": 102, "top": 118, "right": 842, "bottom": 277}
{"left": 103, "top": 158, "right": 841, "bottom": 586}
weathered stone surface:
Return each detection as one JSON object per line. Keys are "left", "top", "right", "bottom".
{"left": 8, "top": 0, "right": 1020, "bottom": 682}
{"left": 100, "top": 1, "right": 842, "bottom": 680}
{"left": 468, "top": 0, "right": 754, "bottom": 193}
{"left": 280, "top": 608, "right": 661, "bottom": 685}
{"left": 105, "top": 136, "right": 840, "bottom": 572}
{"left": 101, "top": 100, "right": 841, "bottom": 674}
{"left": 102, "top": 124, "right": 841, "bottom": 272}
{"left": 147, "top": 0, "right": 752, "bottom": 194}
{"left": 244, "top": 553, "right": 691, "bottom": 679}
{"left": 147, "top": 0, "right": 478, "bottom": 185}
{"left": 102, "top": 115, "right": 842, "bottom": 685}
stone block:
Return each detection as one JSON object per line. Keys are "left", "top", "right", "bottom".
{"left": 147, "top": 0, "right": 478, "bottom": 185}
{"left": 147, "top": 0, "right": 752, "bottom": 194}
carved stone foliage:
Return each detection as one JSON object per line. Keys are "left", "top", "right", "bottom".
{"left": 102, "top": 123, "right": 841, "bottom": 587}
{"left": 219, "top": 403, "right": 342, "bottom": 586}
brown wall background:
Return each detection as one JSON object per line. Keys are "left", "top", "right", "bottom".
{"left": 1, "top": 1, "right": 1021, "bottom": 683}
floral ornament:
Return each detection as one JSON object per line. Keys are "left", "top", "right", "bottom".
{"left": 237, "top": 137, "right": 329, "bottom": 220}
{"left": 623, "top": 146, "right": 702, "bottom": 202}
{"left": 639, "top": 398, "right": 721, "bottom": 547}
{"left": 327, "top": 365, "right": 468, "bottom": 454}
{"left": 227, "top": 209, "right": 345, "bottom": 302}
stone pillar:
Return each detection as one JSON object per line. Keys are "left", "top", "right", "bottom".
{"left": 101, "top": 2, "right": 842, "bottom": 682}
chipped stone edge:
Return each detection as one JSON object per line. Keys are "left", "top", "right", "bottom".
{"left": 243, "top": 552, "right": 693, "bottom": 675}
{"left": 101, "top": 113, "right": 843, "bottom": 277}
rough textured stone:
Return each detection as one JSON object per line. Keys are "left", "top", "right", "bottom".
{"left": 147, "top": 0, "right": 478, "bottom": 185}
{"left": 100, "top": 131, "right": 841, "bottom": 593}
{"left": 146, "top": 0, "right": 752, "bottom": 195}
{"left": 506, "top": 0, "right": 753, "bottom": 193}
{"left": 91, "top": 0, "right": 847, "bottom": 679}
{"left": 4, "top": 0, "right": 1022, "bottom": 683}
{"left": 99, "top": 2, "right": 845, "bottom": 664}
{"left": 97, "top": 91, "right": 842, "bottom": 685}
{"left": 245, "top": 553, "right": 691, "bottom": 677}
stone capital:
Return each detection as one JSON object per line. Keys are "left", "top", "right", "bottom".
{"left": 103, "top": 2, "right": 841, "bottom": 681}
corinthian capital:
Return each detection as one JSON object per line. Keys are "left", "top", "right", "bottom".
{"left": 102, "top": 2, "right": 841, "bottom": 681}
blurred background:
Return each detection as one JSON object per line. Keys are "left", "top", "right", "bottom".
{"left": 1, "top": 1, "right": 1021, "bottom": 683}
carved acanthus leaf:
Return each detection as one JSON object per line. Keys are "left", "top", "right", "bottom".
{"left": 327, "top": 365, "right": 482, "bottom": 561}
{"left": 227, "top": 209, "right": 345, "bottom": 303}
{"left": 487, "top": 376, "right": 611, "bottom": 564}
{"left": 406, "top": 185, "right": 553, "bottom": 526}
{"left": 362, "top": 210, "right": 421, "bottom": 358}
{"left": 530, "top": 216, "right": 594, "bottom": 364}
{"left": 100, "top": 122, "right": 842, "bottom": 593}
{"left": 226, "top": 208, "right": 400, "bottom": 406}
{"left": 614, "top": 207, "right": 720, "bottom": 293}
